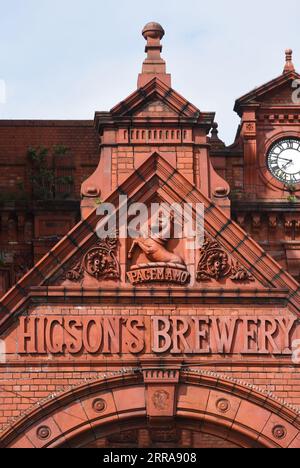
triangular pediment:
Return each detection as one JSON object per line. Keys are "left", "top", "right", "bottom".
{"left": 234, "top": 71, "right": 300, "bottom": 115}
{"left": 132, "top": 98, "right": 178, "bottom": 118}
{"left": 110, "top": 78, "right": 207, "bottom": 121}
{"left": 48, "top": 192, "right": 261, "bottom": 290}
{"left": 1, "top": 153, "right": 300, "bottom": 330}
{"left": 261, "top": 81, "right": 299, "bottom": 105}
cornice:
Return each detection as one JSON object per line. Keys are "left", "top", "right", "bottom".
{"left": 234, "top": 70, "right": 300, "bottom": 116}
{"left": 232, "top": 201, "right": 300, "bottom": 212}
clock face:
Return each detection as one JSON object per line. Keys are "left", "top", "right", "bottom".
{"left": 267, "top": 138, "right": 300, "bottom": 185}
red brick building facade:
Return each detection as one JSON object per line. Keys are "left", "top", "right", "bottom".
{"left": 1, "top": 23, "right": 300, "bottom": 448}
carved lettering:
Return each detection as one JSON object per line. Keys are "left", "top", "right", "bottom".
{"left": 125, "top": 318, "right": 145, "bottom": 354}
{"left": 37, "top": 317, "right": 47, "bottom": 354}
{"left": 170, "top": 318, "right": 193, "bottom": 354}
{"left": 82, "top": 319, "right": 103, "bottom": 354}
{"left": 17, "top": 315, "right": 299, "bottom": 357}
{"left": 127, "top": 266, "right": 190, "bottom": 285}
{"left": 193, "top": 317, "right": 211, "bottom": 353}
{"left": 242, "top": 319, "right": 259, "bottom": 354}
{"left": 152, "top": 317, "right": 172, "bottom": 353}
{"left": 102, "top": 317, "right": 122, "bottom": 354}
{"left": 258, "top": 319, "right": 280, "bottom": 354}
{"left": 19, "top": 317, "right": 37, "bottom": 354}
{"left": 277, "top": 318, "right": 297, "bottom": 354}
{"left": 211, "top": 317, "right": 238, "bottom": 354}
{"left": 65, "top": 318, "right": 83, "bottom": 354}
{"left": 45, "top": 318, "right": 63, "bottom": 354}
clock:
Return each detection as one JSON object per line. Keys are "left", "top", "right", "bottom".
{"left": 267, "top": 138, "right": 300, "bottom": 185}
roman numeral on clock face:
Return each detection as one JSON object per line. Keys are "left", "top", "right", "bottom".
{"left": 289, "top": 174, "right": 298, "bottom": 183}
{"left": 267, "top": 138, "right": 300, "bottom": 184}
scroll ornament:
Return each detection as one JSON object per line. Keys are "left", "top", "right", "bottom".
{"left": 196, "top": 237, "right": 254, "bottom": 282}
{"left": 66, "top": 237, "right": 120, "bottom": 282}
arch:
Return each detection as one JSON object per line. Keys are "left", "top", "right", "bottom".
{"left": 64, "top": 417, "right": 252, "bottom": 449}
{"left": 1, "top": 370, "right": 300, "bottom": 449}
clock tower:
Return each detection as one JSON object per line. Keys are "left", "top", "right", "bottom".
{"left": 227, "top": 50, "right": 300, "bottom": 278}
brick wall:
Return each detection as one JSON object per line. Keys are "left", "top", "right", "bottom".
{"left": 0, "top": 121, "right": 99, "bottom": 297}
{"left": 0, "top": 120, "right": 99, "bottom": 198}
{"left": 0, "top": 304, "right": 299, "bottom": 429}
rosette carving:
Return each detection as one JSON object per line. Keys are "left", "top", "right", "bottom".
{"left": 66, "top": 237, "right": 120, "bottom": 282}
{"left": 196, "top": 236, "right": 254, "bottom": 283}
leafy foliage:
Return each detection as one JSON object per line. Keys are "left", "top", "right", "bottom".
{"left": 27, "top": 145, "right": 74, "bottom": 200}
{"left": 287, "top": 194, "right": 298, "bottom": 203}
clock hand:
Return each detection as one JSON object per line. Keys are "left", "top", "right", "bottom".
{"left": 282, "top": 159, "right": 293, "bottom": 169}
{"left": 278, "top": 157, "right": 293, "bottom": 163}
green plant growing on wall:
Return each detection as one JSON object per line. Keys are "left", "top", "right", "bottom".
{"left": 27, "top": 146, "right": 74, "bottom": 200}
{"left": 287, "top": 194, "right": 298, "bottom": 203}
{"left": 286, "top": 184, "right": 298, "bottom": 203}
{"left": 53, "top": 144, "right": 70, "bottom": 156}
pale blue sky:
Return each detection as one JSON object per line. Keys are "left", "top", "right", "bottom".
{"left": 0, "top": 0, "right": 299, "bottom": 144}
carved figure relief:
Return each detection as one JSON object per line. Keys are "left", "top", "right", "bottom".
{"left": 152, "top": 390, "right": 170, "bottom": 410}
{"left": 196, "top": 236, "right": 254, "bottom": 283}
{"left": 128, "top": 215, "right": 184, "bottom": 265}
{"left": 127, "top": 216, "right": 190, "bottom": 285}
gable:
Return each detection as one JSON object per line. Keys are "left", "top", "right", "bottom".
{"left": 110, "top": 77, "right": 204, "bottom": 121}
{"left": 1, "top": 153, "right": 299, "bottom": 333}
{"left": 234, "top": 71, "right": 300, "bottom": 115}
{"left": 260, "top": 81, "right": 297, "bottom": 105}
{"left": 39, "top": 160, "right": 266, "bottom": 291}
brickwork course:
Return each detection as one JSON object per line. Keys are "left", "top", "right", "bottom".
{"left": 1, "top": 23, "right": 300, "bottom": 448}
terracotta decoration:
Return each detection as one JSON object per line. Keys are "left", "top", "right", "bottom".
{"left": 127, "top": 216, "right": 190, "bottom": 285}
{"left": 1, "top": 23, "right": 300, "bottom": 449}
{"left": 66, "top": 237, "right": 120, "bottom": 283}
{"left": 197, "top": 236, "right": 254, "bottom": 282}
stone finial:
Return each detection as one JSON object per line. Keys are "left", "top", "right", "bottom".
{"left": 283, "top": 49, "right": 295, "bottom": 74}
{"left": 142, "top": 22, "right": 165, "bottom": 42}
{"left": 210, "top": 122, "right": 225, "bottom": 149}
{"left": 211, "top": 122, "right": 219, "bottom": 139}
{"left": 138, "top": 22, "right": 171, "bottom": 88}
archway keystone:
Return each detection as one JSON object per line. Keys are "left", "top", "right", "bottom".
{"left": 1, "top": 370, "right": 299, "bottom": 449}
{"left": 143, "top": 368, "right": 180, "bottom": 420}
